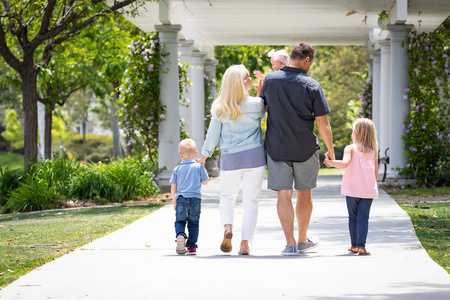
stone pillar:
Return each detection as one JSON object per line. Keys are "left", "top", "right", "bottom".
{"left": 178, "top": 40, "right": 194, "bottom": 136}
{"left": 370, "top": 49, "right": 381, "bottom": 147}
{"left": 387, "top": 24, "right": 414, "bottom": 177}
{"left": 190, "top": 51, "right": 207, "bottom": 154}
{"left": 378, "top": 39, "right": 391, "bottom": 161}
{"left": 155, "top": 24, "right": 182, "bottom": 188}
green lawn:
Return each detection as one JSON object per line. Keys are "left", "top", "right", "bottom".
{"left": 0, "top": 153, "right": 24, "bottom": 170}
{"left": 319, "top": 167, "right": 344, "bottom": 176}
{"left": 0, "top": 204, "right": 163, "bottom": 288}
{"left": 398, "top": 202, "right": 450, "bottom": 274}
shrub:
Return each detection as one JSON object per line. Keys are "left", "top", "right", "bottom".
{"left": 68, "top": 169, "right": 121, "bottom": 203}
{"left": 105, "top": 157, "right": 160, "bottom": 200}
{"left": 6, "top": 174, "right": 58, "bottom": 212}
{"left": 0, "top": 166, "right": 23, "bottom": 206}
{"left": 62, "top": 134, "right": 113, "bottom": 162}
{"left": 401, "top": 23, "right": 450, "bottom": 187}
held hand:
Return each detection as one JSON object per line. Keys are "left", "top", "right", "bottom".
{"left": 196, "top": 155, "right": 207, "bottom": 165}
{"left": 325, "top": 151, "right": 335, "bottom": 160}
{"left": 324, "top": 153, "right": 332, "bottom": 167}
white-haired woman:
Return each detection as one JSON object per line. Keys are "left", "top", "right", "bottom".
{"left": 197, "top": 65, "right": 266, "bottom": 255}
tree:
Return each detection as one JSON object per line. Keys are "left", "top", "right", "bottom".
{"left": 0, "top": 0, "right": 147, "bottom": 168}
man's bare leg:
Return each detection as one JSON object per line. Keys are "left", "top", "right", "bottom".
{"left": 296, "top": 190, "right": 313, "bottom": 244}
{"left": 277, "top": 189, "right": 296, "bottom": 246}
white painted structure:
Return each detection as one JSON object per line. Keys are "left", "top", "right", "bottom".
{"left": 122, "top": 0, "right": 449, "bottom": 184}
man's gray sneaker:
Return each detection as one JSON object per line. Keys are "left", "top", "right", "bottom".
{"left": 281, "top": 245, "right": 298, "bottom": 256}
{"left": 297, "top": 237, "right": 319, "bottom": 253}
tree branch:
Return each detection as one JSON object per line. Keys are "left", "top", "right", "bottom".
{"left": 39, "top": 0, "right": 57, "bottom": 36}
{"left": 0, "top": 20, "right": 22, "bottom": 74}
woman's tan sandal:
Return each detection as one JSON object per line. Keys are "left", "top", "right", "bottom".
{"left": 238, "top": 246, "right": 250, "bottom": 255}
{"left": 220, "top": 229, "right": 233, "bottom": 253}
{"left": 348, "top": 246, "right": 358, "bottom": 253}
{"left": 358, "top": 247, "right": 371, "bottom": 255}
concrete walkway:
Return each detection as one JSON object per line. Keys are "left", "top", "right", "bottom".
{"left": 1, "top": 175, "right": 449, "bottom": 299}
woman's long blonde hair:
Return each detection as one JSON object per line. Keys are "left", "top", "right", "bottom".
{"left": 352, "top": 118, "right": 378, "bottom": 154}
{"left": 211, "top": 65, "right": 248, "bottom": 121}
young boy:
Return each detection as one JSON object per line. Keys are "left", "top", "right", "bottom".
{"left": 170, "top": 139, "right": 209, "bottom": 255}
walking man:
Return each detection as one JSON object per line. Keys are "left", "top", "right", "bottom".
{"left": 259, "top": 43, "right": 335, "bottom": 255}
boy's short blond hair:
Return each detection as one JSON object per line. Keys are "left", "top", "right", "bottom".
{"left": 179, "top": 139, "right": 197, "bottom": 156}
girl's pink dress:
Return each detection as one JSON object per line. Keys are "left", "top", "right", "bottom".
{"left": 341, "top": 144, "right": 378, "bottom": 199}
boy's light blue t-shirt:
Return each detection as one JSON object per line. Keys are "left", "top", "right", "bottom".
{"left": 170, "top": 159, "right": 209, "bottom": 200}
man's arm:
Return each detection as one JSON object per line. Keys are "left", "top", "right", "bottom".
{"left": 316, "top": 115, "right": 335, "bottom": 160}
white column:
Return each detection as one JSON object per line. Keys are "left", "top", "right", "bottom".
{"left": 370, "top": 49, "right": 381, "bottom": 147}
{"left": 190, "top": 51, "right": 207, "bottom": 154}
{"left": 378, "top": 39, "right": 391, "bottom": 160}
{"left": 178, "top": 40, "right": 194, "bottom": 136}
{"left": 37, "top": 101, "right": 45, "bottom": 159}
{"left": 387, "top": 24, "right": 414, "bottom": 177}
{"left": 155, "top": 24, "right": 182, "bottom": 187}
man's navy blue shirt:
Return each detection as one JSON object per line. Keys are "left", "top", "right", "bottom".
{"left": 259, "top": 66, "right": 330, "bottom": 162}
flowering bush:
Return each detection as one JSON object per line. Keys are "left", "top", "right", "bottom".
{"left": 117, "top": 32, "right": 189, "bottom": 172}
{"left": 401, "top": 26, "right": 449, "bottom": 186}
{"left": 117, "top": 32, "right": 166, "bottom": 168}
{"left": 358, "top": 79, "right": 372, "bottom": 119}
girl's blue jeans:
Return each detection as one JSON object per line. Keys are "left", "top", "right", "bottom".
{"left": 174, "top": 196, "right": 201, "bottom": 248}
{"left": 346, "top": 196, "right": 373, "bottom": 248}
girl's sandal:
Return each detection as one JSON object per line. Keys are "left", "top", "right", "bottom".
{"left": 220, "top": 229, "right": 233, "bottom": 253}
{"left": 348, "top": 246, "right": 358, "bottom": 253}
{"left": 358, "top": 247, "right": 371, "bottom": 255}
{"left": 238, "top": 245, "right": 250, "bottom": 255}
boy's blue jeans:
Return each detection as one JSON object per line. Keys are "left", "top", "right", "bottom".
{"left": 174, "top": 196, "right": 201, "bottom": 248}
{"left": 346, "top": 196, "right": 373, "bottom": 248}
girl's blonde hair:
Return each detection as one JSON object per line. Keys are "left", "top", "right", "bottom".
{"left": 352, "top": 118, "right": 378, "bottom": 154}
{"left": 211, "top": 65, "right": 248, "bottom": 121}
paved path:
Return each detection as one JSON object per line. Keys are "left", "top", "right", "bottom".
{"left": 1, "top": 176, "right": 449, "bottom": 299}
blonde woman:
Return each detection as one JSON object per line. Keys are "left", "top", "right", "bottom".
{"left": 197, "top": 65, "right": 266, "bottom": 255}
{"left": 324, "top": 118, "right": 379, "bottom": 255}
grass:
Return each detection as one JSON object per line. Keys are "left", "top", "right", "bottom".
{"left": 0, "top": 204, "right": 163, "bottom": 288}
{"left": 0, "top": 153, "right": 24, "bottom": 170}
{"left": 386, "top": 186, "right": 450, "bottom": 196}
{"left": 397, "top": 202, "right": 450, "bottom": 274}
{"left": 319, "top": 167, "right": 344, "bottom": 176}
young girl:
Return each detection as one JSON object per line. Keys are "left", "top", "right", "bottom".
{"left": 324, "top": 118, "right": 378, "bottom": 255}
{"left": 253, "top": 49, "right": 290, "bottom": 80}
{"left": 197, "top": 65, "right": 266, "bottom": 255}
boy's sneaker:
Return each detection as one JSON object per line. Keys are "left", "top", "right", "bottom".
{"left": 186, "top": 246, "right": 197, "bottom": 255}
{"left": 176, "top": 234, "right": 186, "bottom": 255}
{"left": 281, "top": 245, "right": 298, "bottom": 256}
{"left": 297, "top": 237, "right": 319, "bottom": 253}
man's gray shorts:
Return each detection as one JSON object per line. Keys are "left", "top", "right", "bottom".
{"left": 267, "top": 151, "right": 320, "bottom": 191}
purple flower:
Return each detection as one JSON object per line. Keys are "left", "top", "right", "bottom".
{"left": 432, "top": 61, "right": 437, "bottom": 65}
{"left": 161, "top": 46, "right": 164, "bottom": 50}
{"left": 147, "top": 116, "right": 153, "bottom": 121}
{"left": 138, "top": 79, "right": 142, "bottom": 83}
{"left": 154, "top": 177, "right": 160, "bottom": 181}
{"left": 134, "top": 105, "right": 138, "bottom": 109}
{"left": 415, "top": 106, "right": 419, "bottom": 112}
{"left": 404, "top": 88, "right": 410, "bottom": 92}
{"left": 422, "top": 125, "right": 426, "bottom": 129}
{"left": 159, "top": 61, "right": 164, "bottom": 66}
{"left": 131, "top": 148, "right": 135, "bottom": 153}
{"left": 159, "top": 114, "right": 165, "bottom": 119}
{"left": 148, "top": 64, "right": 154, "bottom": 71}
{"left": 143, "top": 56, "right": 148, "bottom": 62}
{"left": 403, "top": 95, "right": 408, "bottom": 100}
{"left": 443, "top": 54, "right": 448, "bottom": 58}
{"left": 414, "top": 68, "right": 419, "bottom": 72}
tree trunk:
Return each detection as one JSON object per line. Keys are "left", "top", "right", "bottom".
{"left": 21, "top": 71, "right": 39, "bottom": 169}
{"left": 82, "top": 121, "right": 86, "bottom": 144}
{"left": 44, "top": 105, "right": 53, "bottom": 159}
{"left": 109, "top": 85, "right": 121, "bottom": 160}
